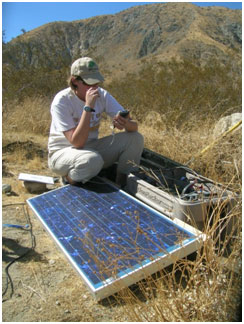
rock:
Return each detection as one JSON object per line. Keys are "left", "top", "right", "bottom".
{"left": 2, "top": 183, "right": 11, "bottom": 193}
{"left": 23, "top": 181, "right": 46, "bottom": 193}
{"left": 213, "top": 112, "right": 242, "bottom": 137}
{"left": 64, "top": 309, "right": 71, "bottom": 314}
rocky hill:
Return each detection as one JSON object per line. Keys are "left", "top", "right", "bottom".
{"left": 3, "top": 2, "right": 242, "bottom": 75}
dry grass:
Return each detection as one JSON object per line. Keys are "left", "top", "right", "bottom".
{"left": 2, "top": 95, "right": 242, "bottom": 322}
{"left": 3, "top": 96, "right": 51, "bottom": 136}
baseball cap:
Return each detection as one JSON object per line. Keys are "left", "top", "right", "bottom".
{"left": 71, "top": 57, "right": 105, "bottom": 85}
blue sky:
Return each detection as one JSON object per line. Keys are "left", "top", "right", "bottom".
{"left": 2, "top": 2, "right": 242, "bottom": 43}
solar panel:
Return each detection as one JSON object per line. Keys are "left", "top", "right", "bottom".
{"left": 27, "top": 177, "right": 204, "bottom": 300}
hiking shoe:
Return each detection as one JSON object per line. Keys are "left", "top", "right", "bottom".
{"left": 61, "top": 176, "right": 69, "bottom": 185}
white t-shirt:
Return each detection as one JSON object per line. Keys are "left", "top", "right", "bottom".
{"left": 48, "top": 87, "right": 124, "bottom": 153}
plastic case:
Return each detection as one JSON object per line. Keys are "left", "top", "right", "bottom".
{"left": 126, "top": 149, "right": 237, "bottom": 229}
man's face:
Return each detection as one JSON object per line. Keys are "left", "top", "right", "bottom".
{"left": 72, "top": 77, "right": 99, "bottom": 101}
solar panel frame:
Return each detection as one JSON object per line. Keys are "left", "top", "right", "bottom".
{"left": 27, "top": 178, "right": 205, "bottom": 300}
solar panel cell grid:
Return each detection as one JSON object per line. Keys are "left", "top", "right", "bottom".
{"left": 28, "top": 178, "right": 202, "bottom": 299}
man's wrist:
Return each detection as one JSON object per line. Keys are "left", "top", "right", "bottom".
{"left": 83, "top": 106, "right": 95, "bottom": 113}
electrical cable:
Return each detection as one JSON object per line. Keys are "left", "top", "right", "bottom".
{"left": 96, "top": 110, "right": 130, "bottom": 151}
{"left": 139, "top": 165, "right": 216, "bottom": 200}
{"left": 186, "top": 119, "right": 242, "bottom": 165}
{"left": 2, "top": 202, "right": 36, "bottom": 302}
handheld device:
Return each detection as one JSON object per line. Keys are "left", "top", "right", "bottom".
{"left": 119, "top": 110, "right": 130, "bottom": 118}
{"left": 108, "top": 109, "right": 130, "bottom": 146}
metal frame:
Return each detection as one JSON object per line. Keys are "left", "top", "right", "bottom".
{"left": 27, "top": 179, "right": 205, "bottom": 300}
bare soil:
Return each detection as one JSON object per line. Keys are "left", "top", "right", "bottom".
{"left": 2, "top": 140, "right": 129, "bottom": 322}
{"left": 2, "top": 137, "right": 242, "bottom": 322}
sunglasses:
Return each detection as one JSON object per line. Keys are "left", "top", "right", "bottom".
{"left": 76, "top": 76, "right": 98, "bottom": 87}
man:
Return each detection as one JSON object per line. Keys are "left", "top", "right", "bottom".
{"left": 48, "top": 57, "right": 144, "bottom": 187}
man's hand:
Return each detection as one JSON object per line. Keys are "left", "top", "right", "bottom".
{"left": 113, "top": 112, "right": 129, "bottom": 130}
{"left": 85, "top": 87, "right": 100, "bottom": 108}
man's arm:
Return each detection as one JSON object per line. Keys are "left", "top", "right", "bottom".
{"left": 63, "top": 111, "right": 92, "bottom": 148}
{"left": 63, "top": 87, "right": 99, "bottom": 148}
{"left": 113, "top": 113, "right": 138, "bottom": 132}
{"left": 124, "top": 119, "right": 138, "bottom": 132}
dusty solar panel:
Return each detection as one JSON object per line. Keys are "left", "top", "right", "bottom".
{"left": 27, "top": 177, "right": 204, "bottom": 300}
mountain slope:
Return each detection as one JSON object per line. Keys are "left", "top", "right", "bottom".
{"left": 3, "top": 3, "right": 241, "bottom": 74}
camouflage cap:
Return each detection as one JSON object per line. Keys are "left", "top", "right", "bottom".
{"left": 71, "top": 57, "right": 104, "bottom": 85}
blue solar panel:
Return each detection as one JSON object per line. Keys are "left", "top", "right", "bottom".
{"left": 27, "top": 177, "right": 203, "bottom": 300}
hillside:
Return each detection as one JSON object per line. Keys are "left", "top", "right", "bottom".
{"left": 2, "top": 3, "right": 242, "bottom": 322}
{"left": 2, "top": 2, "right": 242, "bottom": 75}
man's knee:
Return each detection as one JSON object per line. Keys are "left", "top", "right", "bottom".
{"left": 83, "top": 153, "right": 104, "bottom": 178}
{"left": 70, "top": 152, "right": 104, "bottom": 183}
{"left": 133, "top": 131, "right": 144, "bottom": 148}
{"left": 127, "top": 131, "right": 144, "bottom": 153}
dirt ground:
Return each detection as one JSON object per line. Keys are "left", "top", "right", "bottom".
{"left": 3, "top": 194, "right": 126, "bottom": 322}
{"left": 2, "top": 140, "right": 132, "bottom": 322}
{"left": 2, "top": 137, "right": 242, "bottom": 322}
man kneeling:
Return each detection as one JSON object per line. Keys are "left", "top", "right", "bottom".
{"left": 48, "top": 57, "right": 144, "bottom": 187}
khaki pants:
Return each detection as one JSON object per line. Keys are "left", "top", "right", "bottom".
{"left": 48, "top": 132, "right": 144, "bottom": 183}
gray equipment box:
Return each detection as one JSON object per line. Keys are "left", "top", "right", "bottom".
{"left": 126, "top": 148, "right": 237, "bottom": 229}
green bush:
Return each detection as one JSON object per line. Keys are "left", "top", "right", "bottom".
{"left": 3, "top": 57, "right": 241, "bottom": 130}
{"left": 106, "top": 58, "right": 241, "bottom": 128}
{"left": 2, "top": 65, "right": 69, "bottom": 103}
